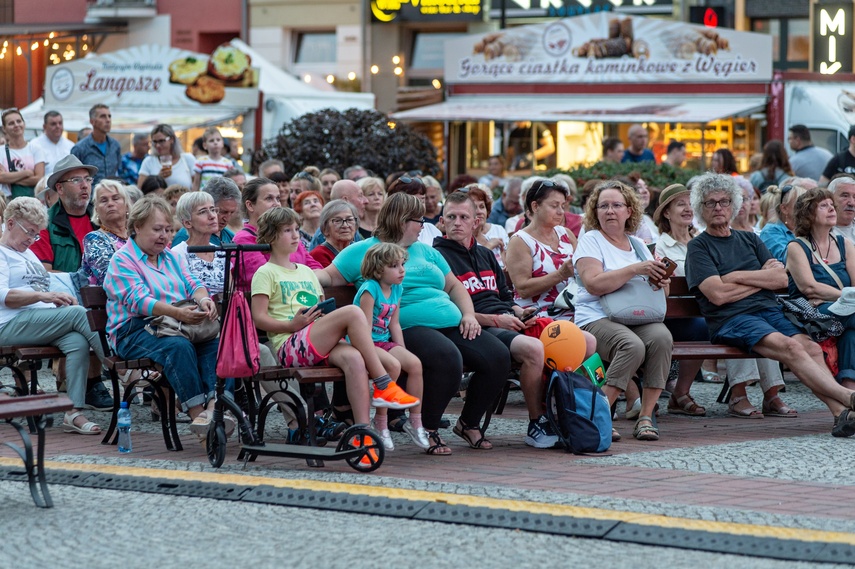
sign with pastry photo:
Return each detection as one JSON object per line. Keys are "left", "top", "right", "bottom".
{"left": 45, "top": 43, "right": 260, "bottom": 109}
{"left": 445, "top": 13, "right": 772, "bottom": 85}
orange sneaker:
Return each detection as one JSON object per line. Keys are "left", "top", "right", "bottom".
{"left": 372, "top": 382, "right": 419, "bottom": 409}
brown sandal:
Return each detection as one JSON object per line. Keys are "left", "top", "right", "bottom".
{"left": 727, "top": 395, "right": 763, "bottom": 419}
{"left": 668, "top": 393, "right": 706, "bottom": 416}
{"left": 762, "top": 396, "right": 797, "bottom": 418}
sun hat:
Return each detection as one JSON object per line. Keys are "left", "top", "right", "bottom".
{"left": 653, "top": 183, "right": 689, "bottom": 225}
{"left": 46, "top": 155, "right": 98, "bottom": 193}
{"left": 829, "top": 287, "right": 855, "bottom": 316}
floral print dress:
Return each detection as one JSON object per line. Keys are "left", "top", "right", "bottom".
{"left": 513, "top": 225, "right": 575, "bottom": 315}
{"left": 82, "top": 230, "right": 128, "bottom": 286}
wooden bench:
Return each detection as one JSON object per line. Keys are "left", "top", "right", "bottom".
{"left": 666, "top": 277, "right": 787, "bottom": 403}
{"left": 0, "top": 393, "right": 73, "bottom": 507}
{"left": 0, "top": 345, "right": 65, "bottom": 398}
{"left": 80, "top": 286, "right": 180, "bottom": 451}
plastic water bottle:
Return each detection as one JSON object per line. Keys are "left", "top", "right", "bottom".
{"left": 117, "top": 401, "right": 132, "bottom": 453}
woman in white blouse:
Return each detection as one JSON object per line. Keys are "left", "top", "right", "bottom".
{"left": 136, "top": 124, "right": 196, "bottom": 189}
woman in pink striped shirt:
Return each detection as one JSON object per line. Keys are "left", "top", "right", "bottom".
{"left": 104, "top": 196, "right": 231, "bottom": 438}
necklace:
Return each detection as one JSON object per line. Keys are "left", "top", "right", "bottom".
{"left": 811, "top": 233, "right": 834, "bottom": 263}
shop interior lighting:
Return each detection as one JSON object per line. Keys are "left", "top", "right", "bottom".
{"left": 347, "top": 71, "right": 356, "bottom": 80}
{"left": 326, "top": 74, "right": 335, "bottom": 83}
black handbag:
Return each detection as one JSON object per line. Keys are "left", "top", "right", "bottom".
{"left": 778, "top": 297, "right": 843, "bottom": 342}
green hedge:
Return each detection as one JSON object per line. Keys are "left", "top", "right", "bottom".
{"left": 548, "top": 161, "right": 703, "bottom": 191}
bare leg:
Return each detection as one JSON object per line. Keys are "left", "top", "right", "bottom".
{"left": 308, "top": 305, "right": 387, "bottom": 379}
{"left": 509, "top": 334, "right": 546, "bottom": 420}
{"left": 326, "top": 343, "right": 372, "bottom": 424}
{"left": 753, "top": 333, "right": 853, "bottom": 415}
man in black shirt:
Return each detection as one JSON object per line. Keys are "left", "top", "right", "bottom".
{"left": 434, "top": 191, "right": 559, "bottom": 448}
{"left": 686, "top": 173, "right": 855, "bottom": 436}
{"left": 820, "top": 125, "right": 855, "bottom": 185}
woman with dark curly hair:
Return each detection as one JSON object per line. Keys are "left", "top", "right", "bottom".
{"left": 574, "top": 180, "right": 673, "bottom": 441}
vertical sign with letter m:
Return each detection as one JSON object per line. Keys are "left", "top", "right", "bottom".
{"left": 811, "top": 1, "right": 854, "bottom": 74}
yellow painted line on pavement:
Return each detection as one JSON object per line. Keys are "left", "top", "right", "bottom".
{"left": 3, "top": 456, "right": 853, "bottom": 546}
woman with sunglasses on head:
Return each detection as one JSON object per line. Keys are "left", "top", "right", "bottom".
{"left": 759, "top": 180, "right": 811, "bottom": 263}
{"left": 136, "top": 124, "right": 196, "bottom": 189}
{"left": 0, "top": 109, "right": 44, "bottom": 198}
{"left": 386, "top": 174, "right": 442, "bottom": 245}
{"left": 506, "top": 178, "right": 581, "bottom": 319}
{"left": 290, "top": 171, "right": 321, "bottom": 210}
{"left": 574, "top": 180, "right": 673, "bottom": 442}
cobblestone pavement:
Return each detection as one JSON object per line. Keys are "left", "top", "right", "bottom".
{"left": 2, "top": 367, "right": 855, "bottom": 567}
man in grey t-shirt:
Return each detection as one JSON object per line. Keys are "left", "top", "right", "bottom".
{"left": 788, "top": 125, "right": 833, "bottom": 182}
{"left": 686, "top": 172, "right": 855, "bottom": 436}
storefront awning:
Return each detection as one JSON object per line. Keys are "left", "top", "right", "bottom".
{"left": 391, "top": 95, "right": 768, "bottom": 124}
{"left": 20, "top": 99, "right": 246, "bottom": 135}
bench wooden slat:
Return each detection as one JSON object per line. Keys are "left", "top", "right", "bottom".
{"left": 672, "top": 343, "right": 755, "bottom": 360}
{"left": 14, "top": 347, "right": 64, "bottom": 360}
{"left": 0, "top": 394, "right": 73, "bottom": 420}
{"left": 293, "top": 367, "right": 346, "bottom": 382}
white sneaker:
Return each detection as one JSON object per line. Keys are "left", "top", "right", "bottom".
{"left": 402, "top": 421, "right": 430, "bottom": 449}
{"left": 371, "top": 421, "right": 394, "bottom": 451}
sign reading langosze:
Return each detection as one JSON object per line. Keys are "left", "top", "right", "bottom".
{"left": 371, "top": 0, "right": 481, "bottom": 22}
{"left": 45, "top": 43, "right": 260, "bottom": 109}
{"left": 811, "top": 2, "right": 854, "bottom": 74}
{"left": 445, "top": 13, "right": 772, "bottom": 84}
{"left": 489, "top": 0, "right": 673, "bottom": 19}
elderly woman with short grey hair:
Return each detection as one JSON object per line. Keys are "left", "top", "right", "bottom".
{"left": 171, "top": 176, "right": 241, "bottom": 247}
{"left": 0, "top": 197, "right": 107, "bottom": 435}
{"left": 310, "top": 199, "right": 360, "bottom": 267}
{"left": 170, "top": 191, "right": 226, "bottom": 295}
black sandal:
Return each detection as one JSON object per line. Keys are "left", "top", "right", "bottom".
{"left": 453, "top": 420, "right": 493, "bottom": 449}
{"left": 425, "top": 430, "right": 452, "bottom": 455}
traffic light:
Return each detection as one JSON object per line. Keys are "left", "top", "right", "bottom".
{"left": 689, "top": 6, "right": 730, "bottom": 29}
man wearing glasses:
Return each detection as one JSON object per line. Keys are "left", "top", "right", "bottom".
{"left": 70, "top": 104, "right": 121, "bottom": 185}
{"left": 686, "top": 173, "right": 855, "bottom": 436}
{"left": 30, "top": 154, "right": 115, "bottom": 411}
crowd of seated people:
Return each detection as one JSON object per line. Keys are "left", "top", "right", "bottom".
{"left": 6, "top": 130, "right": 855, "bottom": 453}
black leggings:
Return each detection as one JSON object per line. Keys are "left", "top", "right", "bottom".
{"left": 402, "top": 326, "right": 510, "bottom": 430}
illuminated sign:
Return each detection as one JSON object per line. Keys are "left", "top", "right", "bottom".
{"left": 489, "top": 0, "right": 673, "bottom": 19}
{"left": 371, "top": 0, "right": 482, "bottom": 22}
{"left": 812, "top": 2, "right": 854, "bottom": 75}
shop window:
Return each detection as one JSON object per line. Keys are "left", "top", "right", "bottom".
{"left": 411, "top": 33, "right": 464, "bottom": 70}
{"left": 296, "top": 32, "right": 337, "bottom": 64}
{"left": 752, "top": 18, "right": 808, "bottom": 70}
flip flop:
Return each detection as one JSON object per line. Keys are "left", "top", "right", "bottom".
{"left": 701, "top": 369, "right": 724, "bottom": 383}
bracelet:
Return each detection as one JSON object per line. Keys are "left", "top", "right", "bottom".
{"left": 200, "top": 296, "right": 213, "bottom": 304}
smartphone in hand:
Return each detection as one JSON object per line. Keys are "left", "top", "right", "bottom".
{"left": 649, "top": 257, "right": 677, "bottom": 287}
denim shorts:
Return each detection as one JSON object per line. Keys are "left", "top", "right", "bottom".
{"left": 712, "top": 308, "right": 803, "bottom": 354}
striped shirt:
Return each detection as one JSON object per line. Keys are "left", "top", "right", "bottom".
{"left": 103, "top": 238, "right": 207, "bottom": 348}
{"left": 193, "top": 155, "right": 234, "bottom": 188}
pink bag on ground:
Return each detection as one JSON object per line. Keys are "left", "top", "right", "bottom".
{"left": 216, "top": 289, "right": 261, "bottom": 378}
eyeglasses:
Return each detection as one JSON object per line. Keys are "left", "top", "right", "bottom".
{"left": 780, "top": 185, "right": 794, "bottom": 198}
{"left": 702, "top": 198, "right": 732, "bottom": 209}
{"left": 195, "top": 207, "right": 220, "bottom": 216}
{"left": 151, "top": 137, "right": 170, "bottom": 145}
{"left": 396, "top": 176, "right": 425, "bottom": 186}
{"left": 407, "top": 218, "right": 425, "bottom": 226}
{"left": 293, "top": 171, "right": 315, "bottom": 181}
{"left": 58, "top": 176, "right": 94, "bottom": 186}
{"left": 11, "top": 219, "right": 40, "bottom": 241}
{"left": 330, "top": 217, "right": 356, "bottom": 227}
{"left": 596, "top": 202, "right": 628, "bottom": 211}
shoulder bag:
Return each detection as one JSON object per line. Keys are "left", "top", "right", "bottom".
{"left": 145, "top": 298, "right": 220, "bottom": 343}
{"left": 599, "top": 238, "right": 666, "bottom": 326}
{"left": 5, "top": 145, "right": 33, "bottom": 198}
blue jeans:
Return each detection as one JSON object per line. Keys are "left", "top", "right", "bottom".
{"left": 116, "top": 318, "right": 218, "bottom": 411}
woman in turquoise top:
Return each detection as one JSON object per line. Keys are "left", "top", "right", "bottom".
{"left": 319, "top": 193, "right": 510, "bottom": 455}
{"left": 787, "top": 188, "right": 855, "bottom": 387}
